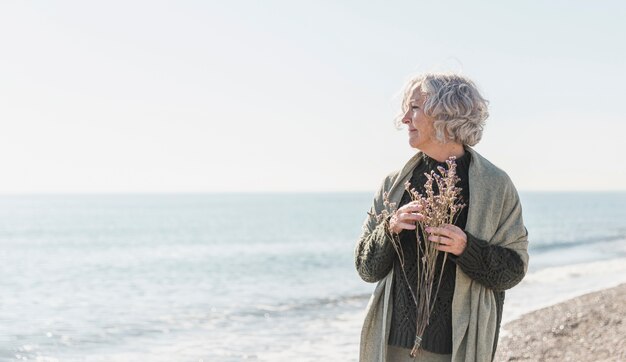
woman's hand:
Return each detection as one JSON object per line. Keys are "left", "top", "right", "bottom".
{"left": 389, "top": 201, "right": 424, "bottom": 234}
{"left": 426, "top": 224, "right": 467, "bottom": 256}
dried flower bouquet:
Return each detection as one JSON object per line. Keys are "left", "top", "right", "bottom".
{"left": 377, "top": 157, "right": 466, "bottom": 357}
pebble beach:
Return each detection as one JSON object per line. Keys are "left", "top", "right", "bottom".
{"left": 495, "top": 283, "right": 626, "bottom": 362}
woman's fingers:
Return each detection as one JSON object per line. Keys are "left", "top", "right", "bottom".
{"left": 389, "top": 208, "right": 424, "bottom": 233}
{"left": 389, "top": 218, "right": 416, "bottom": 233}
{"left": 400, "top": 212, "right": 424, "bottom": 222}
{"left": 402, "top": 202, "right": 422, "bottom": 212}
{"left": 426, "top": 225, "right": 461, "bottom": 238}
{"left": 426, "top": 224, "right": 467, "bottom": 256}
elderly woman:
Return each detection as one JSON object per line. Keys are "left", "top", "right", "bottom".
{"left": 355, "top": 73, "right": 528, "bottom": 362}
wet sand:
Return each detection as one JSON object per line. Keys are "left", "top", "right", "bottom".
{"left": 495, "top": 283, "right": 625, "bottom": 361}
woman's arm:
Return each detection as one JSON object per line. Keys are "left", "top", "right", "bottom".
{"left": 354, "top": 218, "right": 396, "bottom": 283}
{"left": 354, "top": 173, "right": 404, "bottom": 283}
{"left": 428, "top": 225, "right": 526, "bottom": 291}
{"left": 452, "top": 231, "right": 526, "bottom": 291}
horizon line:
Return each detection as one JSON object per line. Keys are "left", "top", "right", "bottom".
{"left": 1, "top": 189, "right": 626, "bottom": 196}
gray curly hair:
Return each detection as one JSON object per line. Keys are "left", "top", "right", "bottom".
{"left": 395, "top": 73, "right": 489, "bottom": 146}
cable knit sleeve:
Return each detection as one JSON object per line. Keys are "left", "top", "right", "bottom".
{"left": 451, "top": 231, "right": 525, "bottom": 291}
{"left": 354, "top": 172, "right": 400, "bottom": 283}
{"left": 355, "top": 218, "right": 395, "bottom": 283}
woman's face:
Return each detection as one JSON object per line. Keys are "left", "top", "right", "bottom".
{"left": 402, "top": 89, "right": 437, "bottom": 150}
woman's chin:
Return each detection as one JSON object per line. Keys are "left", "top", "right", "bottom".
{"left": 408, "top": 139, "right": 422, "bottom": 150}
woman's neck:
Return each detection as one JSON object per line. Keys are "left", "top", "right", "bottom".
{"left": 421, "top": 143, "right": 465, "bottom": 162}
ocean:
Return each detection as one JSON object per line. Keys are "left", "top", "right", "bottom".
{"left": 1, "top": 192, "right": 625, "bottom": 361}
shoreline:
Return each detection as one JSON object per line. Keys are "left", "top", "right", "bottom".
{"left": 495, "top": 283, "right": 626, "bottom": 361}
{"left": 501, "top": 256, "right": 626, "bottom": 325}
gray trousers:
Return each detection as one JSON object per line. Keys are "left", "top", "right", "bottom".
{"left": 386, "top": 345, "right": 452, "bottom": 362}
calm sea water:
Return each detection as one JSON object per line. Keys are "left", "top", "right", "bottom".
{"left": 1, "top": 192, "right": 625, "bottom": 361}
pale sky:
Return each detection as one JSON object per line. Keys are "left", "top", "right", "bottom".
{"left": 1, "top": 1, "right": 625, "bottom": 193}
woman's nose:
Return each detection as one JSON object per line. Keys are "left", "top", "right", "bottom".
{"left": 402, "top": 111, "right": 411, "bottom": 124}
